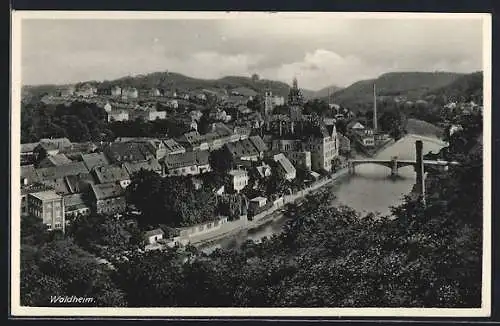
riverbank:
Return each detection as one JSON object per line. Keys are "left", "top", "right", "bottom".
{"left": 194, "top": 168, "right": 350, "bottom": 250}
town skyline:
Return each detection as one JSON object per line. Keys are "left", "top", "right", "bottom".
{"left": 20, "top": 13, "right": 484, "bottom": 89}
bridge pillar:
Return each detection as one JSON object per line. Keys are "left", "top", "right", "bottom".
{"left": 348, "top": 162, "right": 356, "bottom": 174}
{"left": 415, "top": 140, "right": 426, "bottom": 205}
{"left": 391, "top": 157, "right": 398, "bottom": 176}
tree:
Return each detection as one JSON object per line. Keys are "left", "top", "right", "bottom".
{"left": 378, "top": 110, "right": 407, "bottom": 140}
{"left": 21, "top": 238, "right": 127, "bottom": 306}
{"left": 127, "top": 170, "right": 217, "bottom": 227}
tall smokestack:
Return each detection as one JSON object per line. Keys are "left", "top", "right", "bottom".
{"left": 373, "top": 83, "right": 378, "bottom": 132}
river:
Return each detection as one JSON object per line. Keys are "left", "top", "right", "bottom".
{"left": 201, "top": 134, "right": 447, "bottom": 253}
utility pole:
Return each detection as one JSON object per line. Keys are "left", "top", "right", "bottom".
{"left": 373, "top": 83, "right": 378, "bottom": 132}
{"left": 415, "top": 140, "right": 426, "bottom": 206}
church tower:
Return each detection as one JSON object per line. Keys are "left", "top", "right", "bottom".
{"left": 264, "top": 90, "right": 274, "bottom": 116}
{"left": 288, "top": 77, "right": 304, "bottom": 121}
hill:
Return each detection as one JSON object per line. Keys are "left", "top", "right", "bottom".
{"left": 22, "top": 72, "right": 320, "bottom": 101}
{"left": 312, "top": 84, "right": 343, "bottom": 100}
{"left": 325, "top": 71, "right": 466, "bottom": 111}
{"left": 425, "top": 71, "right": 483, "bottom": 103}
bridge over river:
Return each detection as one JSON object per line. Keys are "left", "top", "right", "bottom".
{"left": 348, "top": 158, "right": 460, "bottom": 176}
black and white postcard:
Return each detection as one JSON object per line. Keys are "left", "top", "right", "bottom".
{"left": 10, "top": 11, "right": 492, "bottom": 318}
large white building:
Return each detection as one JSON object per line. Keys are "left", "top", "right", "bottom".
{"left": 228, "top": 169, "right": 249, "bottom": 193}
{"left": 28, "top": 190, "right": 65, "bottom": 232}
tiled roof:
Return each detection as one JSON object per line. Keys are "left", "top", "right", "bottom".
{"left": 64, "top": 173, "right": 95, "bottom": 194}
{"left": 273, "top": 153, "right": 296, "bottom": 176}
{"left": 177, "top": 131, "right": 205, "bottom": 147}
{"left": 145, "top": 228, "right": 164, "bottom": 237}
{"left": 164, "top": 151, "right": 210, "bottom": 170}
{"left": 81, "top": 152, "right": 111, "bottom": 170}
{"left": 104, "top": 142, "right": 154, "bottom": 163}
{"left": 225, "top": 138, "right": 260, "bottom": 158}
{"left": 63, "top": 193, "right": 89, "bottom": 210}
{"left": 249, "top": 136, "right": 268, "bottom": 153}
{"left": 35, "top": 162, "right": 89, "bottom": 181}
{"left": 93, "top": 165, "right": 130, "bottom": 184}
{"left": 162, "top": 138, "right": 185, "bottom": 153}
{"left": 91, "top": 183, "right": 125, "bottom": 201}
{"left": 21, "top": 165, "right": 39, "bottom": 183}
{"left": 42, "top": 154, "right": 72, "bottom": 166}
{"left": 228, "top": 169, "right": 248, "bottom": 177}
{"left": 29, "top": 190, "right": 62, "bottom": 201}
{"left": 255, "top": 164, "right": 272, "bottom": 178}
{"left": 39, "top": 138, "right": 72, "bottom": 149}
{"left": 21, "top": 143, "right": 39, "bottom": 153}
{"left": 123, "top": 159, "right": 162, "bottom": 175}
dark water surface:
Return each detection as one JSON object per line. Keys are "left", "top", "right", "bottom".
{"left": 202, "top": 134, "right": 446, "bottom": 253}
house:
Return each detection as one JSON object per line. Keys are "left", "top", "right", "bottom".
{"left": 27, "top": 190, "right": 65, "bottom": 232}
{"left": 302, "top": 124, "right": 339, "bottom": 172}
{"left": 75, "top": 84, "right": 96, "bottom": 98}
{"left": 255, "top": 163, "right": 272, "bottom": 178}
{"left": 189, "top": 110, "right": 203, "bottom": 121}
{"left": 149, "top": 88, "right": 161, "bottom": 97}
{"left": 234, "top": 126, "right": 251, "bottom": 140}
{"left": 135, "top": 108, "right": 167, "bottom": 121}
{"left": 63, "top": 172, "right": 96, "bottom": 194}
{"left": 57, "top": 85, "right": 75, "bottom": 97}
{"left": 115, "top": 138, "right": 170, "bottom": 160}
{"left": 224, "top": 135, "right": 267, "bottom": 163}
{"left": 145, "top": 228, "right": 164, "bottom": 245}
{"left": 224, "top": 138, "right": 261, "bottom": 162}
{"left": 249, "top": 196, "right": 268, "bottom": 215}
{"left": 347, "top": 121, "right": 365, "bottom": 131}
{"left": 323, "top": 117, "right": 336, "bottom": 126}
{"left": 338, "top": 133, "right": 351, "bottom": 155}
{"left": 21, "top": 183, "right": 53, "bottom": 216}
{"left": 122, "top": 87, "right": 139, "bottom": 99}
{"left": 228, "top": 169, "right": 249, "bottom": 193}
{"left": 107, "top": 110, "right": 129, "bottom": 122}
{"left": 103, "top": 142, "right": 155, "bottom": 164}
{"left": 286, "top": 151, "right": 312, "bottom": 170}
{"left": 162, "top": 138, "right": 186, "bottom": 155}
{"left": 167, "top": 99, "right": 179, "bottom": 109}
{"left": 273, "top": 153, "right": 296, "bottom": 181}
{"left": 358, "top": 129, "right": 375, "bottom": 147}
{"left": 63, "top": 193, "right": 91, "bottom": 220}
{"left": 34, "top": 138, "right": 73, "bottom": 160}
{"left": 21, "top": 165, "right": 40, "bottom": 187}
{"left": 90, "top": 183, "right": 127, "bottom": 215}
{"left": 37, "top": 154, "right": 72, "bottom": 168}
{"left": 81, "top": 152, "right": 111, "bottom": 171}
{"left": 123, "top": 158, "right": 163, "bottom": 176}
{"left": 111, "top": 86, "right": 122, "bottom": 97}
{"left": 35, "top": 162, "right": 90, "bottom": 184}
{"left": 21, "top": 142, "right": 39, "bottom": 164}
{"left": 91, "top": 165, "right": 131, "bottom": 188}
{"left": 189, "top": 120, "right": 198, "bottom": 132}
{"left": 104, "top": 102, "right": 112, "bottom": 113}
{"left": 163, "top": 150, "right": 211, "bottom": 176}
{"left": 203, "top": 123, "right": 238, "bottom": 151}
{"left": 176, "top": 131, "right": 209, "bottom": 152}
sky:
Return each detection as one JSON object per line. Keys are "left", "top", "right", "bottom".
{"left": 20, "top": 14, "right": 485, "bottom": 90}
